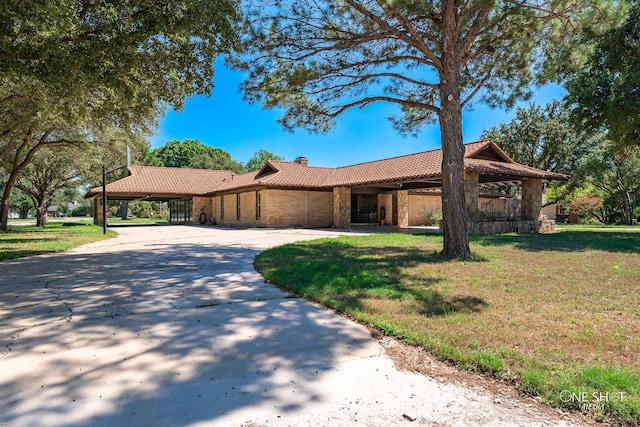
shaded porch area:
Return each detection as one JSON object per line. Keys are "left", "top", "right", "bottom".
{"left": 332, "top": 176, "right": 564, "bottom": 234}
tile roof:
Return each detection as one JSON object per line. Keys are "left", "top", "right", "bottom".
{"left": 410, "top": 187, "right": 515, "bottom": 198}
{"left": 86, "top": 139, "right": 569, "bottom": 200}
{"left": 465, "top": 158, "right": 569, "bottom": 181}
{"left": 327, "top": 148, "right": 442, "bottom": 187}
{"left": 211, "top": 160, "right": 336, "bottom": 193}
{"left": 85, "top": 165, "right": 234, "bottom": 199}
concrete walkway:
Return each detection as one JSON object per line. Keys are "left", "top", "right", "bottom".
{"left": 0, "top": 226, "right": 581, "bottom": 426}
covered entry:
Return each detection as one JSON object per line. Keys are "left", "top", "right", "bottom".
{"left": 351, "top": 194, "right": 378, "bottom": 223}
{"left": 85, "top": 165, "right": 234, "bottom": 227}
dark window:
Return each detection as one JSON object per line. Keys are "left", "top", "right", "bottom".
{"left": 221, "top": 196, "right": 225, "bottom": 220}
{"left": 236, "top": 194, "right": 241, "bottom": 220}
{"left": 256, "top": 191, "right": 261, "bottom": 220}
{"left": 169, "top": 199, "right": 192, "bottom": 223}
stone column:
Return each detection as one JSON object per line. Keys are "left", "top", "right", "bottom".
{"left": 332, "top": 187, "right": 351, "bottom": 228}
{"left": 93, "top": 197, "right": 105, "bottom": 226}
{"left": 521, "top": 178, "right": 543, "bottom": 220}
{"left": 464, "top": 171, "right": 479, "bottom": 222}
{"left": 396, "top": 190, "right": 409, "bottom": 228}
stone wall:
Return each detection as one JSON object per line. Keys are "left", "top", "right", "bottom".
{"left": 464, "top": 171, "right": 480, "bottom": 222}
{"left": 93, "top": 197, "right": 105, "bottom": 226}
{"left": 396, "top": 190, "right": 409, "bottom": 228}
{"left": 333, "top": 187, "right": 351, "bottom": 227}
{"left": 522, "top": 178, "right": 543, "bottom": 220}
{"left": 467, "top": 219, "right": 556, "bottom": 234}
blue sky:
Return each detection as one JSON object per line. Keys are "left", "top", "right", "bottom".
{"left": 151, "top": 62, "right": 565, "bottom": 168}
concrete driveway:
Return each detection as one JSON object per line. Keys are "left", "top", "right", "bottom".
{"left": 0, "top": 225, "right": 580, "bottom": 426}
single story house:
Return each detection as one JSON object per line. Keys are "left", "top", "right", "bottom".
{"left": 86, "top": 139, "right": 568, "bottom": 233}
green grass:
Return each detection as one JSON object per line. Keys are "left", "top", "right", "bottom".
{"left": 255, "top": 228, "right": 640, "bottom": 425}
{"left": 0, "top": 222, "right": 116, "bottom": 260}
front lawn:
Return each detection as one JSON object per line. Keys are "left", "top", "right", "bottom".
{"left": 255, "top": 229, "right": 640, "bottom": 425}
{"left": 0, "top": 222, "right": 116, "bottom": 260}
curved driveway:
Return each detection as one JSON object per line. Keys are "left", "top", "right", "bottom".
{"left": 0, "top": 225, "right": 580, "bottom": 426}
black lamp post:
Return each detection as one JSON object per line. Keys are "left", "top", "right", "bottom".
{"left": 102, "top": 165, "right": 107, "bottom": 235}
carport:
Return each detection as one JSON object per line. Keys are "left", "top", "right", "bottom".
{"left": 84, "top": 165, "right": 234, "bottom": 227}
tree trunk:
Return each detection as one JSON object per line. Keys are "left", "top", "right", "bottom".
{"left": 0, "top": 168, "right": 20, "bottom": 231}
{"left": 121, "top": 200, "right": 128, "bottom": 220}
{"left": 438, "top": 73, "right": 471, "bottom": 260}
{"left": 36, "top": 204, "right": 48, "bottom": 227}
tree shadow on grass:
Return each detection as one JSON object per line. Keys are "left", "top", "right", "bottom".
{"left": 470, "top": 230, "right": 640, "bottom": 253}
{"left": 418, "top": 293, "right": 487, "bottom": 317}
{"left": 0, "top": 238, "right": 60, "bottom": 261}
{"left": 256, "top": 242, "right": 488, "bottom": 318}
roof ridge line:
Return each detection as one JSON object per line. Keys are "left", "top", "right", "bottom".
{"left": 129, "top": 164, "right": 236, "bottom": 173}
{"left": 333, "top": 139, "right": 491, "bottom": 169}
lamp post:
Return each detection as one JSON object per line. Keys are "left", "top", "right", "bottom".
{"left": 102, "top": 165, "right": 107, "bottom": 235}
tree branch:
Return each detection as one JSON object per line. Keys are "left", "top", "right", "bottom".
{"left": 461, "top": 70, "right": 493, "bottom": 107}
{"left": 325, "top": 95, "right": 439, "bottom": 118}
{"left": 342, "top": 0, "right": 443, "bottom": 71}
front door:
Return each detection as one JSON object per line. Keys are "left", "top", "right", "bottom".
{"left": 351, "top": 194, "right": 378, "bottom": 223}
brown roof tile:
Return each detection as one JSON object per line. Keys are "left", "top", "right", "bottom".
{"left": 327, "top": 149, "right": 443, "bottom": 187}
{"left": 465, "top": 158, "right": 569, "bottom": 181}
{"left": 86, "top": 165, "right": 234, "bottom": 199}
{"left": 212, "top": 160, "right": 336, "bottom": 193}
{"left": 87, "top": 139, "right": 569, "bottom": 200}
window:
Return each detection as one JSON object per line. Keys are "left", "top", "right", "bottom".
{"left": 169, "top": 199, "right": 192, "bottom": 223}
{"left": 221, "top": 196, "right": 225, "bottom": 220}
{"left": 256, "top": 191, "right": 261, "bottom": 220}
{"left": 236, "top": 194, "right": 241, "bottom": 220}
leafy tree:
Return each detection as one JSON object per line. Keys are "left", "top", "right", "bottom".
{"left": 233, "top": 0, "right": 613, "bottom": 259}
{"left": 151, "top": 139, "right": 245, "bottom": 173}
{"left": 0, "top": 85, "right": 103, "bottom": 231}
{"left": 0, "top": 0, "right": 239, "bottom": 231}
{"left": 482, "top": 101, "right": 594, "bottom": 174}
{"left": 246, "top": 149, "right": 284, "bottom": 172}
{"left": 51, "top": 186, "right": 83, "bottom": 217}
{"left": 152, "top": 139, "right": 218, "bottom": 167}
{"left": 190, "top": 153, "right": 246, "bottom": 174}
{"left": 481, "top": 101, "right": 605, "bottom": 204}
{"left": 9, "top": 188, "right": 32, "bottom": 219}
{"left": 1, "top": 1, "right": 238, "bottom": 104}
{"left": 566, "top": 0, "right": 640, "bottom": 149}
{"left": 569, "top": 194, "right": 606, "bottom": 224}
{"left": 15, "top": 144, "right": 106, "bottom": 227}
{"left": 574, "top": 146, "right": 640, "bottom": 224}
{"left": 137, "top": 147, "right": 164, "bottom": 167}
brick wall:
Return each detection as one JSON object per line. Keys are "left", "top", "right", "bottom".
{"left": 265, "top": 189, "right": 333, "bottom": 227}
{"left": 377, "top": 193, "right": 393, "bottom": 225}
{"left": 208, "top": 189, "right": 332, "bottom": 227}
{"left": 408, "top": 194, "right": 441, "bottom": 225}
{"left": 192, "top": 196, "right": 213, "bottom": 224}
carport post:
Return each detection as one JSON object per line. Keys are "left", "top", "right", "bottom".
{"left": 102, "top": 165, "right": 107, "bottom": 235}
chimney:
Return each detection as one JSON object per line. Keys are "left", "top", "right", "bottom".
{"left": 294, "top": 156, "right": 308, "bottom": 166}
